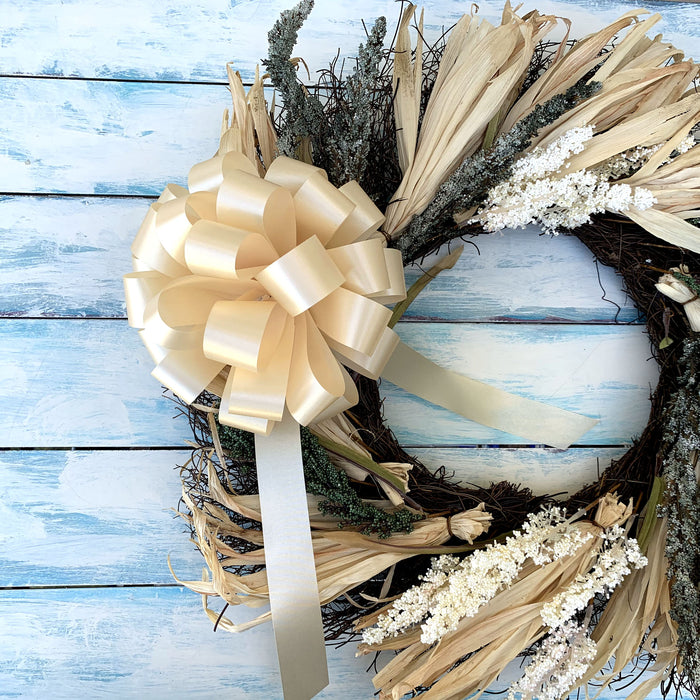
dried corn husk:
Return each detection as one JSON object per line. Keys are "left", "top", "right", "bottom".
{"left": 385, "top": 4, "right": 558, "bottom": 237}
{"left": 356, "top": 495, "right": 638, "bottom": 700}
{"left": 500, "top": 9, "right": 643, "bottom": 134}
{"left": 392, "top": 4, "right": 423, "bottom": 175}
{"left": 568, "top": 515, "right": 678, "bottom": 700}
{"left": 311, "top": 413, "right": 414, "bottom": 506}
{"left": 217, "top": 64, "right": 277, "bottom": 172}
{"left": 173, "top": 454, "right": 491, "bottom": 633}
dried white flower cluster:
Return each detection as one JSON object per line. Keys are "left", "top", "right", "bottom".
{"left": 473, "top": 126, "right": 657, "bottom": 234}
{"left": 541, "top": 523, "right": 648, "bottom": 629}
{"left": 507, "top": 620, "right": 597, "bottom": 700}
{"left": 362, "top": 506, "right": 593, "bottom": 646}
{"left": 596, "top": 134, "right": 696, "bottom": 180}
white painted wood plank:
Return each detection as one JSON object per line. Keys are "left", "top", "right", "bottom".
{"left": 0, "top": 320, "right": 187, "bottom": 447}
{"left": 382, "top": 322, "right": 659, "bottom": 446}
{"left": 410, "top": 447, "right": 628, "bottom": 498}
{"left": 0, "top": 319, "right": 657, "bottom": 447}
{"left": 0, "top": 0, "right": 696, "bottom": 82}
{"left": 404, "top": 230, "right": 639, "bottom": 323}
{"left": 0, "top": 197, "right": 639, "bottom": 322}
{"left": 0, "top": 446, "right": 625, "bottom": 587}
{"left": 0, "top": 79, "right": 227, "bottom": 195}
{"left": 0, "top": 587, "right": 689, "bottom": 699}
{"left": 0, "top": 449, "right": 210, "bottom": 587}
{"left": 0, "top": 586, "right": 373, "bottom": 699}
{"left": 0, "top": 196, "right": 141, "bottom": 317}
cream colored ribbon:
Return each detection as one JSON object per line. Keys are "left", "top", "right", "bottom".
{"left": 124, "top": 152, "right": 405, "bottom": 434}
{"left": 124, "top": 152, "right": 405, "bottom": 700}
{"left": 255, "top": 411, "right": 328, "bottom": 700}
{"left": 383, "top": 341, "right": 598, "bottom": 448}
{"left": 124, "top": 151, "right": 596, "bottom": 699}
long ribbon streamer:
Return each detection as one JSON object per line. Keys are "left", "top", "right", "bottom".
{"left": 382, "top": 341, "right": 598, "bottom": 448}
{"left": 254, "top": 410, "right": 328, "bottom": 700}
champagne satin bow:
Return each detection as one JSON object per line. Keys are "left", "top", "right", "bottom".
{"left": 124, "top": 152, "right": 406, "bottom": 434}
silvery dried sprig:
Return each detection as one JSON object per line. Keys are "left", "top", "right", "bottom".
{"left": 264, "top": 0, "right": 325, "bottom": 162}
{"left": 660, "top": 335, "right": 700, "bottom": 697}
{"left": 321, "top": 16, "right": 387, "bottom": 186}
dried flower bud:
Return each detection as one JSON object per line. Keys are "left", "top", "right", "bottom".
{"left": 656, "top": 266, "right": 700, "bottom": 332}
{"left": 448, "top": 502, "right": 493, "bottom": 543}
{"left": 594, "top": 493, "right": 633, "bottom": 528}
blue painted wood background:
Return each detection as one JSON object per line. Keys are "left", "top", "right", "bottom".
{"left": 1, "top": 1, "right": 698, "bottom": 697}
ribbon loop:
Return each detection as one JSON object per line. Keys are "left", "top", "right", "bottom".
{"left": 329, "top": 180, "right": 386, "bottom": 247}
{"left": 257, "top": 236, "right": 345, "bottom": 316}
{"left": 185, "top": 220, "right": 277, "bottom": 279}
{"left": 311, "top": 287, "right": 392, "bottom": 357}
{"left": 126, "top": 151, "right": 402, "bottom": 434}
{"left": 203, "top": 300, "right": 287, "bottom": 371}
{"left": 294, "top": 172, "right": 355, "bottom": 245}
{"left": 327, "top": 238, "right": 391, "bottom": 295}
{"left": 188, "top": 151, "right": 257, "bottom": 193}
{"left": 287, "top": 313, "right": 349, "bottom": 425}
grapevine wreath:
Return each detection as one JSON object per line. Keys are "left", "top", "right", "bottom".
{"left": 124, "top": 2, "right": 700, "bottom": 699}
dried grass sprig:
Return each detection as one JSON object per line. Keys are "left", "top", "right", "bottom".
{"left": 355, "top": 496, "right": 644, "bottom": 700}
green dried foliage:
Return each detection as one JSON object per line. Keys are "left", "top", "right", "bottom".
{"left": 217, "top": 422, "right": 420, "bottom": 538}
{"left": 264, "top": 0, "right": 325, "bottom": 160}
{"left": 660, "top": 334, "right": 700, "bottom": 697}
{"left": 673, "top": 269, "right": 700, "bottom": 297}
{"left": 321, "top": 16, "right": 387, "bottom": 185}
{"left": 396, "top": 78, "right": 603, "bottom": 261}
{"left": 265, "top": 1, "right": 388, "bottom": 187}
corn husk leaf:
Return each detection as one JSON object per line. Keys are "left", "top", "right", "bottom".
{"left": 386, "top": 6, "right": 555, "bottom": 237}
{"left": 501, "top": 9, "right": 644, "bottom": 134}
{"left": 217, "top": 64, "right": 277, "bottom": 173}
{"left": 357, "top": 496, "right": 640, "bottom": 700}
{"left": 310, "top": 414, "right": 413, "bottom": 505}
{"left": 567, "top": 515, "right": 678, "bottom": 699}
{"left": 625, "top": 205, "right": 700, "bottom": 253}
{"left": 173, "top": 456, "right": 491, "bottom": 633}
{"left": 392, "top": 3, "right": 423, "bottom": 175}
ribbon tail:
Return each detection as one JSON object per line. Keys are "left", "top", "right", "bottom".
{"left": 254, "top": 411, "right": 329, "bottom": 700}
{"left": 382, "top": 341, "right": 598, "bottom": 449}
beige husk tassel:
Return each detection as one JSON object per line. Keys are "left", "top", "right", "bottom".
{"left": 356, "top": 495, "right": 637, "bottom": 700}
{"left": 173, "top": 453, "right": 492, "bottom": 633}
{"left": 217, "top": 64, "right": 277, "bottom": 172}
{"left": 384, "top": 3, "right": 558, "bottom": 237}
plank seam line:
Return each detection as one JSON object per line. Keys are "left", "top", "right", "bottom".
{"left": 0, "top": 446, "right": 190, "bottom": 452}
{"left": 0, "top": 583, "right": 182, "bottom": 591}
{"left": 0, "top": 73, "right": 328, "bottom": 89}
{"left": 0, "top": 316, "right": 129, "bottom": 321}
{"left": 0, "top": 317, "right": 643, "bottom": 327}
{"left": 0, "top": 444, "right": 630, "bottom": 452}
{"left": 0, "top": 192, "right": 156, "bottom": 200}
{"left": 0, "top": 73, "right": 231, "bottom": 87}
